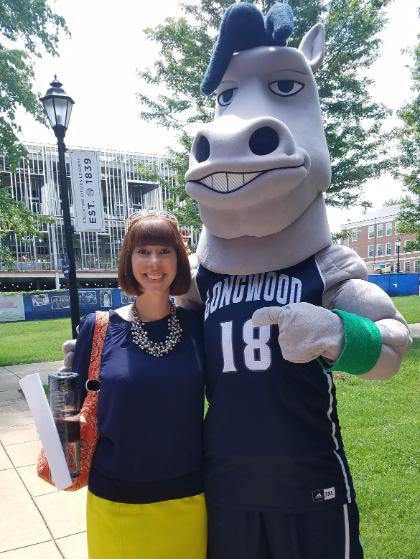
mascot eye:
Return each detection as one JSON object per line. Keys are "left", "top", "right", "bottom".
{"left": 217, "top": 88, "right": 238, "bottom": 106}
{"left": 269, "top": 80, "right": 304, "bottom": 97}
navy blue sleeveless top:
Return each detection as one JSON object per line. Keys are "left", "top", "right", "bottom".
{"left": 196, "top": 256, "right": 355, "bottom": 511}
{"left": 73, "top": 307, "right": 205, "bottom": 504}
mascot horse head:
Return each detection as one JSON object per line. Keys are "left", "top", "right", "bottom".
{"left": 186, "top": 2, "right": 332, "bottom": 272}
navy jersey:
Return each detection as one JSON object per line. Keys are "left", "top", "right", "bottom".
{"left": 196, "top": 256, "right": 356, "bottom": 511}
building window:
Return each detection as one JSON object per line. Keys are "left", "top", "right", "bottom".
{"left": 377, "top": 223, "right": 383, "bottom": 237}
{"left": 403, "top": 240, "right": 410, "bottom": 253}
{"left": 404, "top": 261, "right": 411, "bottom": 273}
{"left": 386, "top": 222, "right": 393, "bottom": 236}
{"left": 351, "top": 229, "right": 358, "bottom": 242}
{"left": 368, "top": 245, "right": 374, "bottom": 257}
{"left": 377, "top": 244, "right": 383, "bottom": 256}
{"left": 368, "top": 225, "right": 374, "bottom": 239}
{"left": 415, "top": 260, "right": 420, "bottom": 273}
{"left": 386, "top": 242, "right": 391, "bottom": 256}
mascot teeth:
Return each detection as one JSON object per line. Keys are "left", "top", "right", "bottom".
{"left": 199, "top": 172, "right": 261, "bottom": 192}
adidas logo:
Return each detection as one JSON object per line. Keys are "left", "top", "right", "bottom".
{"left": 312, "top": 487, "right": 336, "bottom": 502}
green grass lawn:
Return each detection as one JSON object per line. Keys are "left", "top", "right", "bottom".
{"left": 335, "top": 339, "right": 420, "bottom": 559}
{"left": 0, "top": 300, "right": 418, "bottom": 556}
{"left": 0, "top": 295, "right": 417, "bottom": 367}
{"left": 392, "top": 295, "right": 420, "bottom": 324}
{"left": 0, "top": 317, "right": 72, "bottom": 366}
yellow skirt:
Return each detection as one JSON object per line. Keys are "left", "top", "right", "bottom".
{"left": 86, "top": 490, "right": 207, "bottom": 559}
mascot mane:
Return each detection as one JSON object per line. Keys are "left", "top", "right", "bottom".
{"left": 201, "top": 2, "right": 294, "bottom": 95}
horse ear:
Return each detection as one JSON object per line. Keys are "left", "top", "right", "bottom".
{"left": 298, "top": 23, "right": 325, "bottom": 73}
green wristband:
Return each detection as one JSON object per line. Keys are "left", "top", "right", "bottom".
{"left": 318, "top": 309, "right": 382, "bottom": 375}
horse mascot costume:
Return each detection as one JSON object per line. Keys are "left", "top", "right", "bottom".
{"left": 62, "top": 3, "right": 410, "bottom": 558}
{"left": 181, "top": 2, "right": 411, "bottom": 558}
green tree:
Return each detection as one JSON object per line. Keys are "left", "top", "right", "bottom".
{"left": 394, "top": 33, "right": 420, "bottom": 251}
{"left": 0, "top": 0, "right": 67, "bottom": 267}
{"left": 138, "top": 0, "right": 392, "bottom": 227}
{"left": 0, "top": 185, "right": 53, "bottom": 268}
{"left": 0, "top": 0, "right": 68, "bottom": 165}
{"left": 331, "top": 229, "right": 351, "bottom": 244}
{"left": 137, "top": 155, "right": 202, "bottom": 235}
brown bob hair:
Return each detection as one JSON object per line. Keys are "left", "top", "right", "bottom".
{"left": 118, "top": 215, "right": 191, "bottom": 296}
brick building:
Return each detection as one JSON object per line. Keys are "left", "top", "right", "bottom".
{"left": 340, "top": 205, "right": 420, "bottom": 274}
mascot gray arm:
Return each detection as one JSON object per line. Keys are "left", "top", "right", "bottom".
{"left": 61, "top": 339, "right": 76, "bottom": 372}
{"left": 253, "top": 245, "right": 411, "bottom": 380}
{"left": 318, "top": 245, "right": 411, "bottom": 379}
{"left": 176, "top": 253, "right": 204, "bottom": 310}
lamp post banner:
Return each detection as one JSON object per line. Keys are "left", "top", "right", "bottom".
{"left": 69, "top": 150, "right": 104, "bottom": 232}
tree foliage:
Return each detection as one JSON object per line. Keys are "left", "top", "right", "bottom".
{"left": 0, "top": 0, "right": 68, "bottom": 166}
{"left": 137, "top": 151, "right": 202, "bottom": 235}
{"left": 0, "top": 184, "right": 53, "bottom": 268}
{"left": 0, "top": 1, "right": 67, "bottom": 267}
{"left": 138, "top": 0, "right": 392, "bottom": 227}
{"left": 394, "top": 31, "right": 420, "bottom": 251}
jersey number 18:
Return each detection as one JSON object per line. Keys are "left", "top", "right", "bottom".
{"left": 220, "top": 320, "right": 272, "bottom": 373}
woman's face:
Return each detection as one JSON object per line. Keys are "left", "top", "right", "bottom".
{"left": 131, "top": 245, "right": 177, "bottom": 297}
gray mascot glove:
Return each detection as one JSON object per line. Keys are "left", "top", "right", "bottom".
{"left": 252, "top": 302, "right": 344, "bottom": 364}
{"left": 60, "top": 339, "right": 77, "bottom": 372}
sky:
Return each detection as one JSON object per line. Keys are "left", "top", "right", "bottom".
{"left": 17, "top": 0, "right": 419, "bottom": 232}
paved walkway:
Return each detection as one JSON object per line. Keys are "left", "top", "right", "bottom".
{"left": 1, "top": 324, "right": 419, "bottom": 557}
{"left": 0, "top": 361, "right": 86, "bottom": 558}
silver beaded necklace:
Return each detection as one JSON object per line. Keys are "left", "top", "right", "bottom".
{"left": 131, "top": 302, "right": 182, "bottom": 357}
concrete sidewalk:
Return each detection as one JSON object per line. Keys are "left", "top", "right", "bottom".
{"left": 0, "top": 361, "right": 87, "bottom": 558}
{"left": 1, "top": 324, "right": 419, "bottom": 557}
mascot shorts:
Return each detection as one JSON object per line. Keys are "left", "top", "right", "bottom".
{"left": 87, "top": 490, "right": 207, "bottom": 559}
{"left": 207, "top": 501, "right": 363, "bottom": 559}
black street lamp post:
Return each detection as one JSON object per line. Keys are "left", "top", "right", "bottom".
{"left": 396, "top": 236, "right": 401, "bottom": 274}
{"left": 40, "top": 77, "right": 80, "bottom": 338}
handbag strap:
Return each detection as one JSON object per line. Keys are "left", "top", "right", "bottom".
{"left": 87, "top": 311, "right": 110, "bottom": 382}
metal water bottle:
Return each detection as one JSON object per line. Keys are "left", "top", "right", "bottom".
{"left": 48, "top": 372, "right": 81, "bottom": 478}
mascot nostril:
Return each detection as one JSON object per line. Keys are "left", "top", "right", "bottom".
{"left": 195, "top": 135, "right": 210, "bottom": 162}
{"left": 249, "top": 126, "right": 279, "bottom": 156}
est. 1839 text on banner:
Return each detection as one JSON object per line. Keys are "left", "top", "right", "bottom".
{"left": 69, "top": 150, "right": 104, "bottom": 232}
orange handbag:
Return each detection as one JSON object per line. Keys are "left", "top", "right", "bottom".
{"left": 37, "top": 311, "right": 109, "bottom": 491}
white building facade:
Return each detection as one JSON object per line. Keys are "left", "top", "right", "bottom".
{"left": 0, "top": 143, "right": 198, "bottom": 290}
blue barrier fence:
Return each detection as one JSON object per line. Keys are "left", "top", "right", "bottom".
{"left": 25, "top": 288, "right": 136, "bottom": 321}
{"left": 0, "top": 288, "right": 135, "bottom": 322}
{"left": 0, "top": 277, "right": 418, "bottom": 322}
{"left": 368, "top": 273, "right": 420, "bottom": 296}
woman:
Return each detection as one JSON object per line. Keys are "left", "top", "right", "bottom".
{"left": 73, "top": 210, "right": 206, "bottom": 558}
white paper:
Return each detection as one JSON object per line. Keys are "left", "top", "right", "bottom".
{"left": 19, "top": 373, "right": 72, "bottom": 490}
